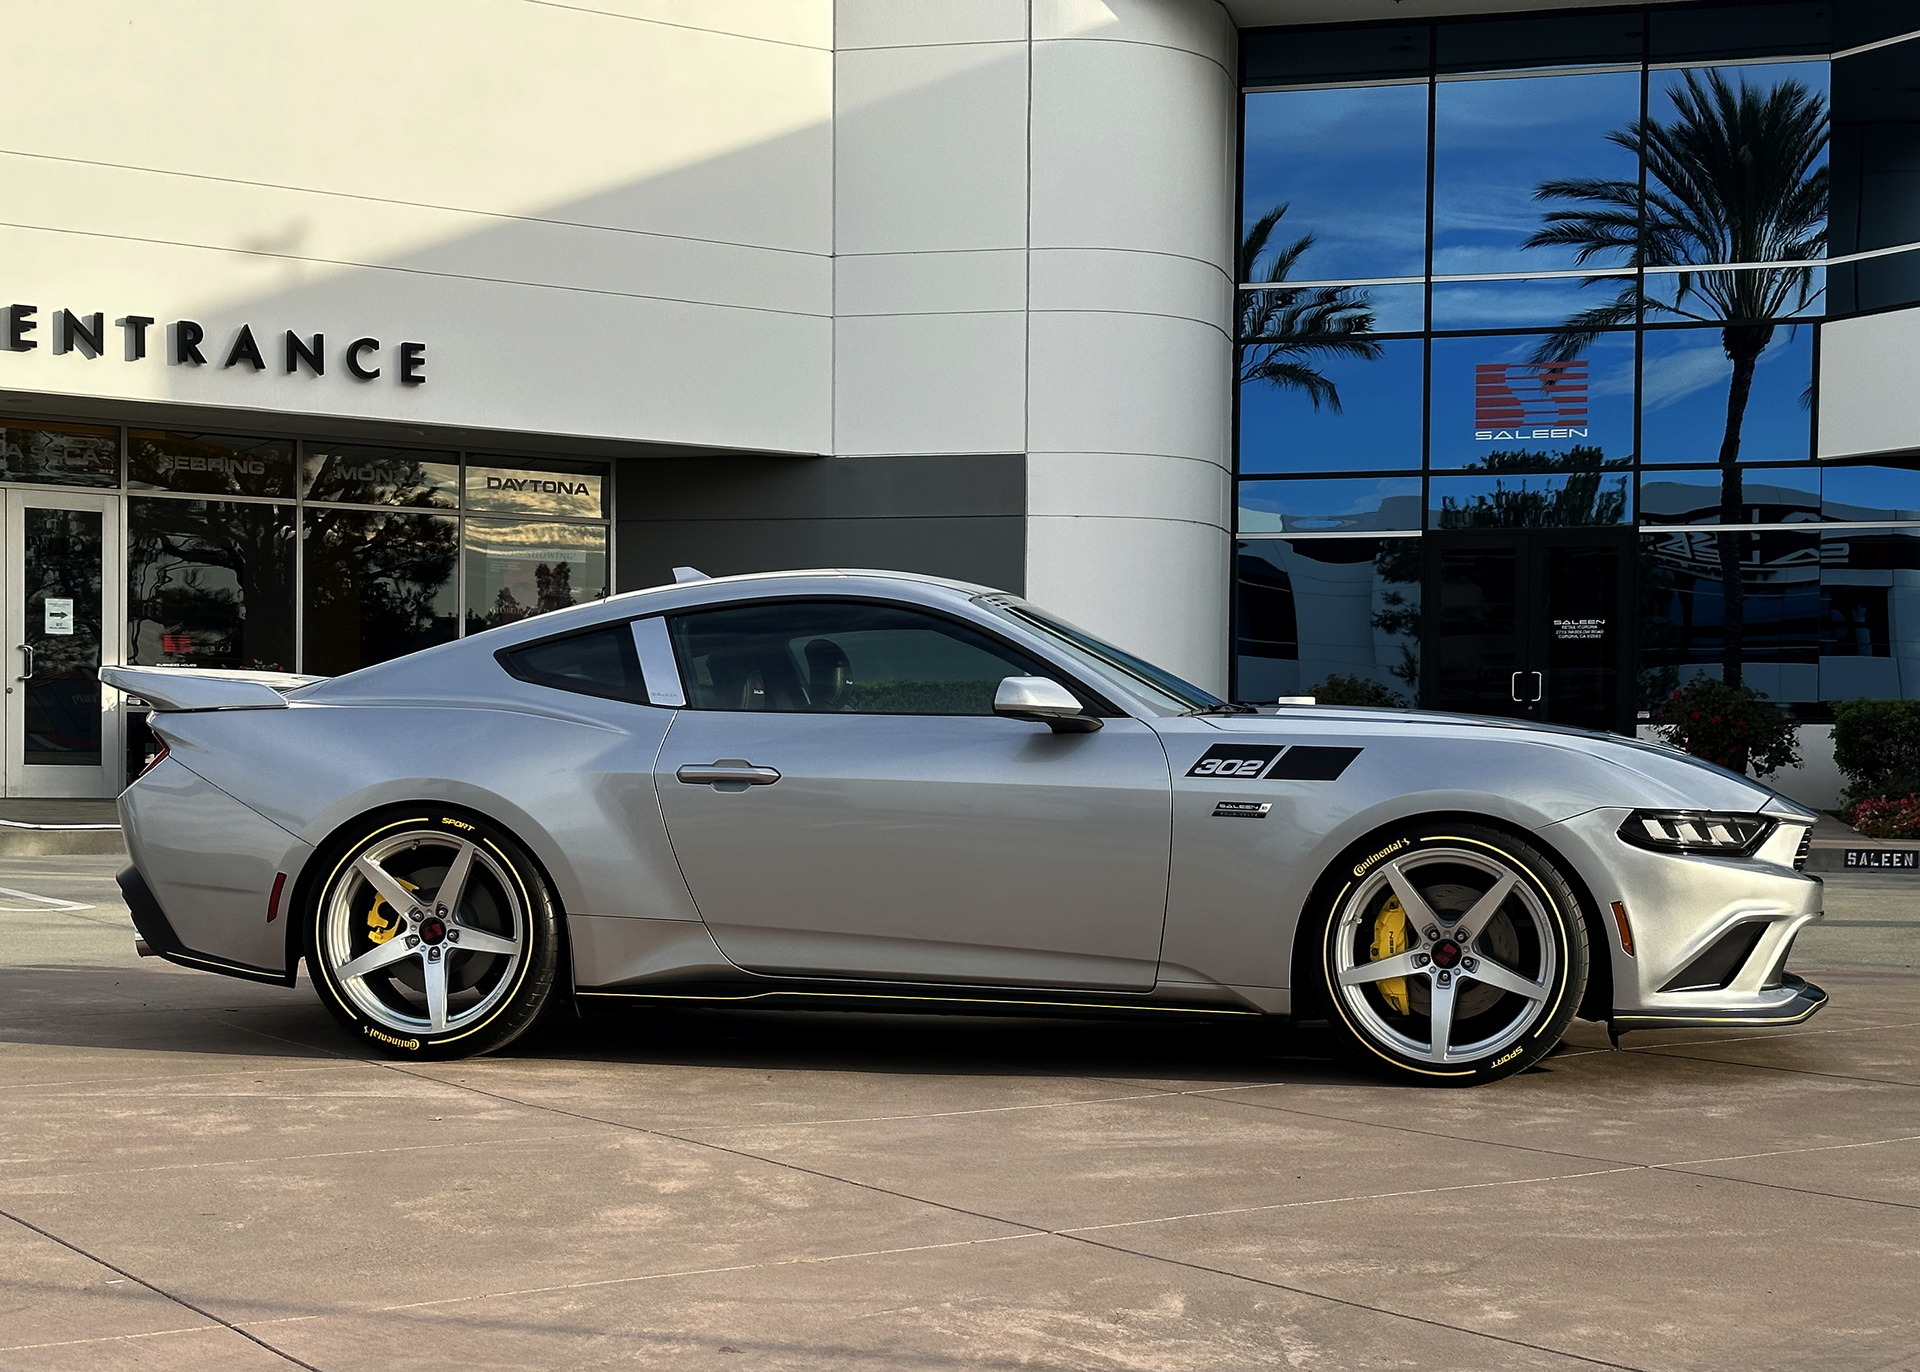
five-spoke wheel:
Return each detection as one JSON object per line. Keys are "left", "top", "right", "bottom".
{"left": 1315, "top": 824, "right": 1587, "bottom": 1085}
{"left": 306, "top": 811, "right": 559, "bottom": 1058}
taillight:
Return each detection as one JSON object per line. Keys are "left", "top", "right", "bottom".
{"left": 134, "top": 739, "right": 170, "bottom": 781}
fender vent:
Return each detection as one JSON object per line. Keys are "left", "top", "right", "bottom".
{"left": 1793, "top": 827, "right": 1813, "bottom": 871}
{"left": 1660, "top": 922, "right": 1769, "bottom": 993}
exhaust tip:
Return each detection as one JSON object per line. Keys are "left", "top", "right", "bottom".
{"left": 134, "top": 937, "right": 154, "bottom": 958}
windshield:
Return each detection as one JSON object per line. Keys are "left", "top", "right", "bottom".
{"left": 979, "top": 597, "right": 1226, "bottom": 714}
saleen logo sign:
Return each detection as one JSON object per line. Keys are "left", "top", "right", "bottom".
{"left": 1475, "top": 361, "right": 1587, "bottom": 441}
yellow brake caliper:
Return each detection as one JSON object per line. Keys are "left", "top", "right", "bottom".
{"left": 366, "top": 877, "right": 419, "bottom": 945}
{"left": 1370, "top": 895, "right": 1411, "bottom": 1014}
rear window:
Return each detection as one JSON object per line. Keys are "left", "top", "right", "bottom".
{"left": 500, "top": 625, "right": 647, "bottom": 704}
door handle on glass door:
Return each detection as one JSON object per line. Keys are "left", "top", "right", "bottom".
{"left": 676, "top": 761, "right": 782, "bottom": 788}
{"left": 16, "top": 645, "right": 32, "bottom": 681}
{"left": 1527, "top": 671, "right": 1544, "bottom": 703}
{"left": 1509, "top": 671, "right": 1523, "bottom": 702}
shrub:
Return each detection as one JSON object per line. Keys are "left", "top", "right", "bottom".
{"left": 1652, "top": 677, "right": 1800, "bottom": 778}
{"left": 1846, "top": 793, "right": 1920, "bottom": 839}
{"left": 1830, "top": 699, "right": 1920, "bottom": 804}
{"left": 1305, "top": 673, "right": 1404, "bottom": 707}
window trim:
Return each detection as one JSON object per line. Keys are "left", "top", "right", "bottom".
{"left": 660, "top": 594, "right": 1127, "bottom": 719}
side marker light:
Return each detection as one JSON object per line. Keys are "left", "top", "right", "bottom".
{"left": 1611, "top": 901, "right": 1635, "bottom": 957}
{"left": 267, "top": 872, "right": 287, "bottom": 924}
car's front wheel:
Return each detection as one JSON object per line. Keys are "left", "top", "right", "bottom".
{"left": 306, "top": 810, "right": 560, "bottom": 1059}
{"left": 1312, "top": 823, "right": 1587, "bottom": 1086}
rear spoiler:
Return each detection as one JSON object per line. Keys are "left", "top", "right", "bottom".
{"left": 99, "top": 666, "right": 327, "bottom": 713}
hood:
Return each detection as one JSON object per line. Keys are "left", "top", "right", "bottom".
{"left": 1204, "top": 706, "right": 1791, "bottom": 814}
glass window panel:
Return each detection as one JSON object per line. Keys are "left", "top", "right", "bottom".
{"left": 1835, "top": 3, "right": 1920, "bottom": 49}
{"left": 128, "top": 431, "right": 294, "bottom": 498}
{"left": 1650, "top": 3, "right": 1829, "bottom": 62}
{"left": 1430, "top": 274, "right": 1638, "bottom": 332}
{"left": 464, "top": 456, "right": 608, "bottom": 519}
{"left": 1242, "top": 84, "right": 1430, "bottom": 282}
{"left": 301, "top": 509, "right": 459, "bottom": 677}
{"left": 303, "top": 443, "right": 458, "bottom": 508}
{"left": 1820, "top": 529, "right": 1920, "bottom": 700}
{"left": 1238, "top": 338, "right": 1423, "bottom": 475}
{"left": 1437, "top": 13, "right": 1645, "bottom": 74}
{"left": 1640, "top": 324, "right": 1812, "bottom": 463}
{"left": 1238, "top": 283, "right": 1425, "bottom": 338}
{"left": 1638, "top": 64, "right": 1829, "bottom": 310}
{"left": 1237, "top": 477, "right": 1423, "bottom": 534}
{"left": 1241, "top": 26, "right": 1429, "bottom": 87}
{"left": 22, "top": 508, "right": 104, "bottom": 766}
{"left": 1641, "top": 467, "right": 1821, "bottom": 525}
{"left": 1234, "top": 538, "right": 1421, "bottom": 705}
{"left": 1829, "top": 40, "right": 1920, "bottom": 314}
{"left": 1433, "top": 69, "right": 1641, "bottom": 275}
{"left": 128, "top": 499, "right": 295, "bottom": 671}
{"left": 669, "top": 601, "right": 1044, "bottom": 715}
{"left": 1431, "top": 471, "right": 1632, "bottom": 528}
{"left": 1823, "top": 464, "right": 1920, "bottom": 522}
{"left": 0, "top": 420, "right": 118, "bottom": 487}
{"left": 463, "top": 519, "right": 608, "bottom": 634}
{"left": 1430, "top": 331, "right": 1636, "bottom": 470}
{"left": 1637, "top": 529, "right": 1821, "bottom": 711}
{"left": 503, "top": 626, "right": 648, "bottom": 705}
{"left": 1644, "top": 264, "right": 1827, "bottom": 322}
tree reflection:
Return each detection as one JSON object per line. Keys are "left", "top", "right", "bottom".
{"left": 1437, "top": 447, "right": 1630, "bottom": 528}
{"left": 1238, "top": 203, "right": 1382, "bottom": 411}
{"left": 1528, "top": 69, "right": 1828, "bottom": 683}
{"left": 128, "top": 501, "right": 296, "bottom": 672}
{"left": 303, "top": 509, "right": 459, "bottom": 676}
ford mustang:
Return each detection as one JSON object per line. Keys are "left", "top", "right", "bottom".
{"left": 102, "top": 569, "right": 1826, "bottom": 1084}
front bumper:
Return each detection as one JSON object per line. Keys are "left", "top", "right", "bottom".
{"left": 1543, "top": 808, "right": 1826, "bottom": 1033}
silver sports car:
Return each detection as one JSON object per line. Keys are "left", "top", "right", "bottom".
{"left": 103, "top": 569, "right": 1825, "bottom": 1085}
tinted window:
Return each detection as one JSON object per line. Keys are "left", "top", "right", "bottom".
{"left": 669, "top": 602, "right": 1043, "bottom": 716}
{"left": 127, "top": 498, "right": 295, "bottom": 671}
{"left": 128, "top": 431, "right": 295, "bottom": 498}
{"left": 503, "top": 626, "right": 646, "bottom": 704}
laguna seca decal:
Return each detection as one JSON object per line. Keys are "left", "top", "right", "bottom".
{"left": 1186, "top": 743, "right": 1364, "bottom": 782}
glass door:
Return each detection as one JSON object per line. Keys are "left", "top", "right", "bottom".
{"left": 1426, "top": 530, "right": 1632, "bottom": 734}
{"left": 4, "top": 490, "right": 124, "bottom": 798}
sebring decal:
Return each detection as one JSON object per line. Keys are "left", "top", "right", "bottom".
{"left": 1212, "top": 801, "right": 1272, "bottom": 820}
{"left": 1186, "top": 743, "right": 1364, "bottom": 782}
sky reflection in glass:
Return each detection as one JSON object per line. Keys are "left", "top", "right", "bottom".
{"left": 1428, "top": 331, "right": 1636, "bottom": 470}
{"left": 1639, "top": 325, "right": 1811, "bottom": 464}
{"left": 1242, "top": 84, "right": 1429, "bottom": 282}
{"left": 1239, "top": 340, "right": 1424, "bottom": 475}
{"left": 1433, "top": 70, "right": 1641, "bottom": 275}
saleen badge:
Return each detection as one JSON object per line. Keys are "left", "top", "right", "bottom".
{"left": 1212, "top": 801, "right": 1272, "bottom": 819}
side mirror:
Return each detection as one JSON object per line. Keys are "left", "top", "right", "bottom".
{"left": 994, "top": 676, "right": 1103, "bottom": 733}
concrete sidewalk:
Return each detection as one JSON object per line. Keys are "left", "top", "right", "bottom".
{"left": 1, "top": 855, "right": 1916, "bottom": 1371}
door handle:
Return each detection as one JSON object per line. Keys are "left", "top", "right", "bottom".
{"left": 1527, "top": 671, "right": 1544, "bottom": 703}
{"left": 17, "top": 645, "right": 32, "bottom": 681}
{"left": 1509, "top": 671, "right": 1523, "bottom": 702}
{"left": 677, "top": 760, "right": 781, "bottom": 787}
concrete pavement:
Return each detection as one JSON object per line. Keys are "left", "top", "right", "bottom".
{"left": 1, "top": 855, "right": 1916, "bottom": 1371}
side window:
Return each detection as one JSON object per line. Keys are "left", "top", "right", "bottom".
{"left": 667, "top": 601, "right": 1055, "bottom": 715}
{"left": 500, "top": 624, "right": 647, "bottom": 703}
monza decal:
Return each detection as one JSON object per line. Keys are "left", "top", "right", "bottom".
{"left": 1212, "top": 801, "right": 1272, "bottom": 820}
{"left": 1185, "top": 743, "right": 1283, "bottom": 779}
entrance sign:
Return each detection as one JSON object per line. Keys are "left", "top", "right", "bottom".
{"left": 43, "top": 598, "right": 73, "bottom": 636}
{"left": 4, "top": 303, "right": 426, "bottom": 386}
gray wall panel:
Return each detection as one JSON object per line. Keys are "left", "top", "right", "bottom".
{"left": 614, "top": 453, "right": 1026, "bottom": 594}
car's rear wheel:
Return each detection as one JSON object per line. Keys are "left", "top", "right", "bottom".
{"left": 1312, "top": 823, "right": 1587, "bottom": 1086}
{"left": 306, "top": 810, "right": 560, "bottom": 1059}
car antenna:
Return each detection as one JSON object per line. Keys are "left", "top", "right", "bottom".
{"left": 672, "top": 566, "right": 710, "bottom": 583}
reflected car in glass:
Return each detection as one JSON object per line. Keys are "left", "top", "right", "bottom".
{"left": 103, "top": 570, "right": 1826, "bottom": 1085}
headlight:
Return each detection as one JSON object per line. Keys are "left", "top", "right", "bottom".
{"left": 1618, "top": 810, "right": 1775, "bottom": 856}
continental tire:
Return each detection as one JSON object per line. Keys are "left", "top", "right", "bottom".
{"left": 1313, "top": 823, "right": 1587, "bottom": 1086}
{"left": 305, "top": 809, "right": 560, "bottom": 1060}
